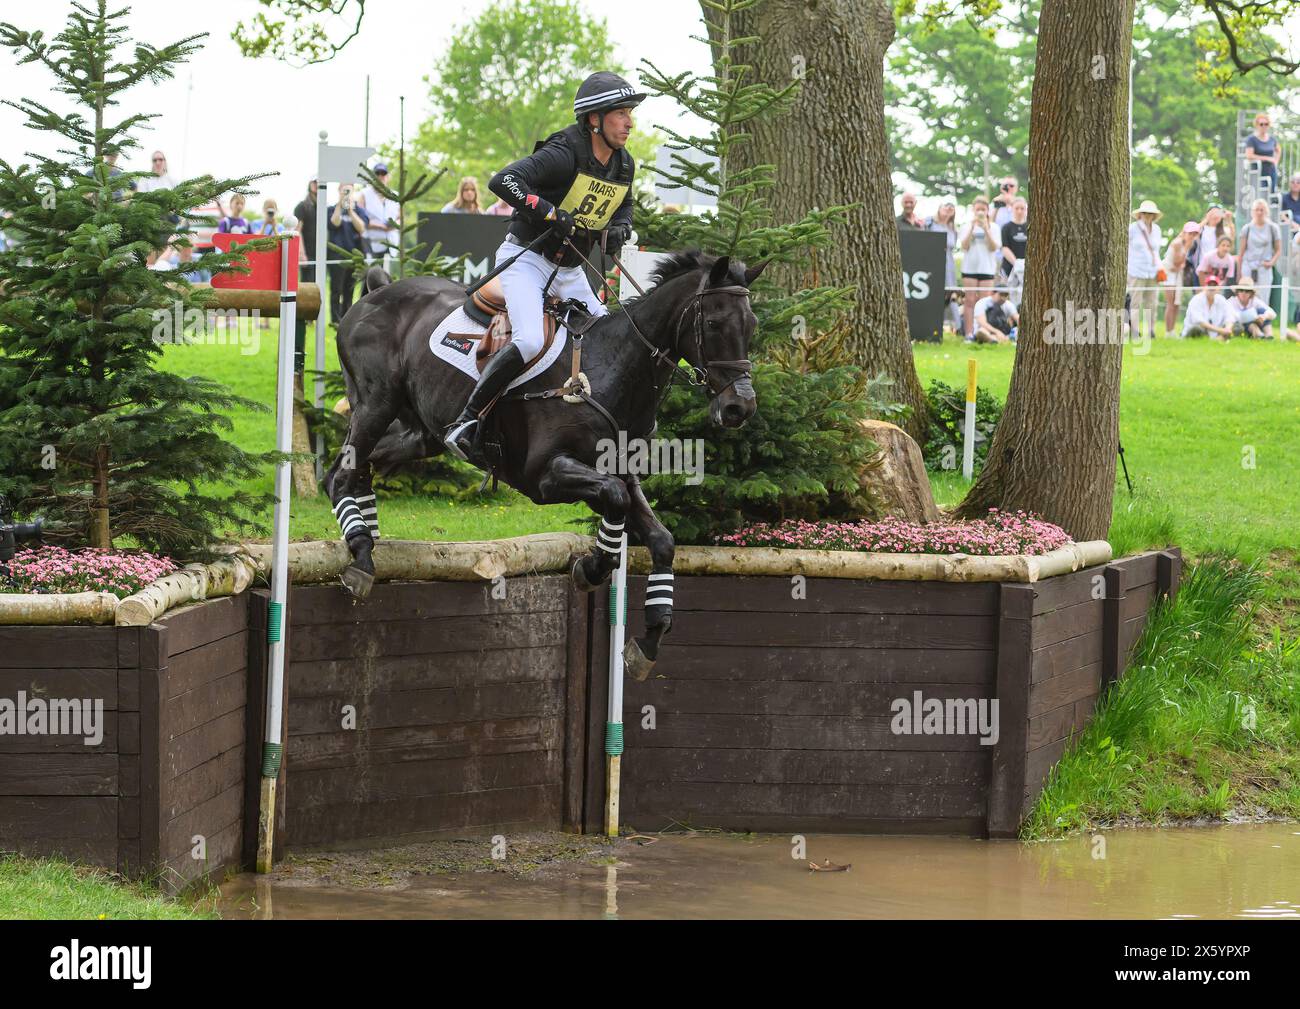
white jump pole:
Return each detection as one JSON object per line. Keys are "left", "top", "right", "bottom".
{"left": 314, "top": 132, "right": 330, "bottom": 482}
{"left": 256, "top": 233, "right": 297, "bottom": 872}
{"left": 962, "top": 357, "right": 978, "bottom": 481}
{"left": 604, "top": 533, "right": 628, "bottom": 838}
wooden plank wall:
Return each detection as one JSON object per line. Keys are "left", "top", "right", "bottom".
{"left": 281, "top": 576, "right": 586, "bottom": 849}
{"left": 151, "top": 596, "right": 250, "bottom": 892}
{"left": 0, "top": 626, "right": 125, "bottom": 869}
{"left": 1019, "top": 549, "right": 1181, "bottom": 817}
{"left": 586, "top": 576, "right": 1000, "bottom": 836}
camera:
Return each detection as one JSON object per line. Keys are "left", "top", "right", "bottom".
{"left": 0, "top": 494, "right": 43, "bottom": 567}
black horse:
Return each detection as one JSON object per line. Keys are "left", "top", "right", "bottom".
{"left": 325, "top": 250, "right": 764, "bottom": 677}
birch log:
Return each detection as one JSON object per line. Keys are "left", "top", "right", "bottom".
{"left": 0, "top": 591, "right": 120, "bottom": 625}
{"left": 115, "top": 556, "right": 258, "bottom": 626}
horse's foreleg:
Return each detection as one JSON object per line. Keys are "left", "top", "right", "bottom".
{"left": 537, "top": 454, "right": 631, "bottom": 592}
{"left": 623, "top": 476, "right": 675, "bottom": 681}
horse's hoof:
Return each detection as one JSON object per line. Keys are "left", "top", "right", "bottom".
{"left": 571, "top": 556, "right": 596, "bottom": 593}
{"left": 341, "top": 565, "right": 374, "bottom": 600}
{"left": 624, "top": 638, "right": 655, "bottom": 681}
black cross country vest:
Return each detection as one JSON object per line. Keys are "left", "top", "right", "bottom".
{"left": 507, "top": 123, "right": 635, "bottom": 266}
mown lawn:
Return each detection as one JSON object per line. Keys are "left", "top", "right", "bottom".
{"left": 0, "top": 856, "right": 215, "bottom": 920}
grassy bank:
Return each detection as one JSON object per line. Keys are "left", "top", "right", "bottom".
{"left": 0, "top": 856, "right": 215, "bottom": 920}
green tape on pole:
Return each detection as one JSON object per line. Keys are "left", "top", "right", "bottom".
{"left": 261, "top": 742, "right": 283, "bottom": 778}
{"left": 267, "top": 600, "right": 283, "bottom": 643}
{"left": 607, "top": 582, "right": 627, "bottom": 625}
{"left": 605, "top": 721, "right": 624, "bottom": 756}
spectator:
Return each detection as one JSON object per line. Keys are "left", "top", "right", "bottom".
{"left": 1195, "top": 205, "right": 1234, "bottom": 271}
{"left": 217, "top": 194, "right": 250, "bottom": 234}
{"left": 1228, "top": 278, "right": 1277, "bottom": 339}
{"left": 959, "top": 197, "right": 1002, "bottom": 341}
{"left": 1237, "top": 197, "right": 1281, "bottom": 298}
{"left": 1000, "top": 196, "right": 1029, "bottom": 305}
{"left": 972, "top": 287, "right": 1018, "bottom": 344}
{"left": 135, "top": 151, "right": 176, "bottom": 194}
{"left": 1182, "top": 276, "right": 1233, "bottom": 338}
{"left": 925, "top": 200, "right": 961, "bottom": 334}
{"left": 327, "top": 182, "right": 370, "bottom": 325}
{"left": 896, "top": 191, "right": 922, "bottom": 230}
{"left": 442, "top": 176, "right": 483, "bottom": 213}
{"left": 1126, "top": 199, "right": 1163, "bottom": 343}
{"left": 1197, "top": 234, "right": 1238, "bottom": 287}
{"left": 485, "top": 197, "right": 514, "bottom": 216}
{"left": 185, "top": 194, "right": 226, "bottom": 260}
{"left": 358, "top": 163, "right": 401, "bottom": 267}
{"left": 1161, "top": 221, "right": 1200, "bottom": 336}
{"left": 1282, "top": 173, "right": 1300, "bottom": 238}
{"left": 248, "top": 198, "right": 285, "bottom": 236}
{"left": 992, "top": 177, "right": 1018, "bottom": 227}
{"left": 1244, "top": 113, "right": 1281, "bottom": 192}
{"left": 291, "top": 178, "right": 319, "bottom": 372}
{"left": 176, "top": 241, "right": 209, "bottom": 284}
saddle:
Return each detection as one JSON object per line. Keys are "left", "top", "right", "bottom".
{"left": 456, "top": 275, "right": 559, "bottom": 374}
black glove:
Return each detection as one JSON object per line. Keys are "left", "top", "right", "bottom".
{"left": 548, "top": 208, "right": 576, "bottom": 242}
{"left": 603, "top": 224, "right": 631, "bottom": 255}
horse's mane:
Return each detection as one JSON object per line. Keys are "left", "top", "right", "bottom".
{"left": 647, "top": 249, "right": 748, "bottom": 289}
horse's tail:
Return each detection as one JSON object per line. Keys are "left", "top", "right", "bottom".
{"left": 363, "top": 265, "right": 392, "bottom": 294}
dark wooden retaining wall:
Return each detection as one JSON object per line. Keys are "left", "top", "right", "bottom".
{"left": 584, "top": 549, "right": 1181, "bottom": 839}
{"left": 1, "top": 549, "right": 1179, "bottom": 881}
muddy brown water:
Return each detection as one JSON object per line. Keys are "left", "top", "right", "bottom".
{"left": 218, "top": 823, "right": 1300, "bottom": 920}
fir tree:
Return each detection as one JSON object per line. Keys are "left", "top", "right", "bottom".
{"left": 0, "top": 1, "right": 277, "bottom": 556}
{"left": 628, "top": 0, "right": 885, "bottom": 541}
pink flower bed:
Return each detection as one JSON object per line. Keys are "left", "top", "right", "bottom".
{"left": 716, "top": 510, "right": 1073, "bottom": 556}
{"left": 1, "top": 546, "right": 177, "bottom": 598}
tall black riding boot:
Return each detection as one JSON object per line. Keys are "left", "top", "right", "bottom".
{"left": 444, "top": 343, "right": 528, "bottom": 462}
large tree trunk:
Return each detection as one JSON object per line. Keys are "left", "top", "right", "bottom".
{"left": 717, "top": 0, "right": 928, "bottom": 441}
{"left": 955, "top": 0, "right": 1134, "bottom": 541}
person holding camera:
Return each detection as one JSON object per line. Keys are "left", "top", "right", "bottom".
{"left": 992, "top": 177, "right": 1019, "bottom": 228}
{"left": 327, "top": 182, "right": 370, "bottom": 326}
{"left": 443, "top": 71, "right": 642, "bottom": 461}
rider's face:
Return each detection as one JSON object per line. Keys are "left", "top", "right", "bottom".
{"left": 601, "top": 107, "right": 634, "bottom": 148}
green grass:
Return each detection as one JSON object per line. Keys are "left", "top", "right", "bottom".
{"left": 1022, "top": 557, "right": 1300, "bottom": 838}
{"left": 0, "top": 856, "right": 216, "bottom": 920}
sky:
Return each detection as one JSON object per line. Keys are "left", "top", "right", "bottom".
{"left": 0, "top": 0, "right": 713, "bottom": 215}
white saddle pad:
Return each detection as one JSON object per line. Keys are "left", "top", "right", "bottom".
{"left": 428, "top": 305, "right": 567, "bottom": 389}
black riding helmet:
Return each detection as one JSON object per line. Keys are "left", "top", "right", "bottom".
{"left": 573, "top": 71, "right": 646, "bottom": 138}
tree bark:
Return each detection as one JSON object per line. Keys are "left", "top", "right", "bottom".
{"left": 955, "top": 0, "right": 1135, "bottom": 541}
{"left": 717, "top": 0, "right": 929, "bottom": 441}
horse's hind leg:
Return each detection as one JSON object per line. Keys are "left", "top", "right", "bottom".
{"left": 537, "top": 454, "right": 631, "bottom": 592}
{"left": 623, "top": 476, "right": 675, "bottom": 681}
{"left": 328, "top": 400, "right": 398, "bottom": 599}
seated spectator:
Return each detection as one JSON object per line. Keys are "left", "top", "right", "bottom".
{"left": 1237, "top": 197, "right": 1281, "bottom": 298}
{"left": 972, "top": 287, "right": 1018, "bottom": 344}
{"left": 175, "top": 241, "right": 209, "bottom": 284}
{"left": 217, "top": 194, "right": 251, "bottom": 234}
{"left": 1162, "top": 220, "right": 1200, "bottom": 336}
{"left": 248, "top": 198, "right": 285, "bottom": 236}
{"left": 1197, "top": 235, "right": 1237, "bottom": 287}
{"left": 442, "top": 176, "right": 483, "bottom": 214}
{"left": 1228, "top": 278, "right": 1276, "bottom": 339}
{"left": 959, "top": 197, "right": 1002, "bottom": 340}
{"left": 992, "top": 178, "right": 1018, "bottom": 227}
{"left": 896, "top": 191, "right": 922, "bottom": 230}
{"left": 1182, "top": 276, "right": 1234, "bottom": 338}
{"left": 1244, "top": 114, "right": 1281, "bottom": 192}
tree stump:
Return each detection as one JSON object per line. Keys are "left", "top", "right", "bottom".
{"left": 292, "top": 373, "right": 318, "bottom": 497}
{"left": 859, "top": 419, "right": 940, "bottom": 523}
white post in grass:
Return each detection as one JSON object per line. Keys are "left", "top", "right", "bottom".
{"left": 962, "top": 357, "right": 978, "bottom": 481}
{"left": 256, "top": 233, "right": 297, "bottom": 873}
{"left": 604, "top": 533, "right": 628, "bottom": 838}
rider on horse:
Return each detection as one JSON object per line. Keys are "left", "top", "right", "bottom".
{"left": 443, "top": 70, "right": 645, "bottom": 461}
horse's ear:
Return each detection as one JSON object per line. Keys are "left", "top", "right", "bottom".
{"left": 707, "top": 255, "right": 731, "bottom": 288}
{"left": 743, "top": 259, "right": 768, "bottom": 287}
